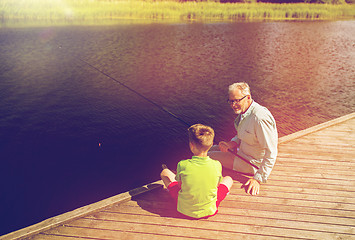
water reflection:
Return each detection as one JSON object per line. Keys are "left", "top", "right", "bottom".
{"left": 0, "top": 21, "right": 354, "bottom": 235}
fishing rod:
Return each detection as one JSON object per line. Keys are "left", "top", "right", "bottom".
{"left": 58, "top": 44, "right": 258, "bottom": 170}
{"left": 77, "top": 58, "right": 191, "bottom": 128}
{"left": 227, "top": 149, "right": 259, "bottom": 170}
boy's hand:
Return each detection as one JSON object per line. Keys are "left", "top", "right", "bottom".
{"left": 244, "top": 178, "right": 260, "bottom": 195}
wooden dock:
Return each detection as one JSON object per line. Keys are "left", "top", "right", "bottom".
{"left": 2, "top": 112, "right": 355, "bottom": 240}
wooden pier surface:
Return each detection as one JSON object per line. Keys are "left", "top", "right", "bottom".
{"left": 2, "top": 112, "right": 355, "bottom": 240}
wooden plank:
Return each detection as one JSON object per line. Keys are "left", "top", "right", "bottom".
{"left": 0, "top": 181, "right": 164, "bottom": 240}
{"left": 271, "top": 169, "right": 355, "bottom": 181}
{"left": 270, "top": 172, "right": 354, "bottom": 182}
{"left": 277, "top": 145, "right": 355, "bottom": 156}
{"left": 276, "top": 157, "right": 355, "bottom": 166}
{"left": 278, "top": 112, "right": 355, "bottom": 144}
{"left": 276, "top": 154, "right": 354, "bottom": 163}
{"left": 276, "top": 153, "right": 355, "bottom": 162}
{"left": 44, "top": 218, "right": 289, "bottom": 240}
{"left": 118, "top": 195, "right": 354, "bottom": 220}
{"left": 274, "top": 163, "right": 355, "bottom": 172}
{"left": 291, "top": 130, "right": 355, "bottom": 139}
{"left": 260, "top": 185, "right": 354, "bottom": 198}
{"left": 58, "top": 213, "right": 354, "bottom": 240}
{"left": 273, "top": 162, "right": 355, "bottom": 172}
{"left": 87, "top": 211, "right": 355, "bottom": 235}
{"left": 263, "top": 178, "right": 355, "bottom": 192}
{"left": 236, "top": 190, "right": 355, "bottom": 204}
{"left": 270, "top": 178, "right": 355, "bottom": 188}
{"left": 305, "top": 126, "right": 354, "bottom": 134}
{"left": 283, "top": 141, "right": 355, "bottom": 149}
{"left": 134, "top": 180, "right": 355, "bottom": 205}
{"left": 308, "top": 131, "right": 354, "bottom": 138}
{"left": 272, "top": 167, "right": 355, "bottom": 178}
{"left": 273, "top": 157, "right": 355, "bottom": 169}
{"left": 274, "top": 162, "right": 355, "bottom": 171}
{"left": 125, "top": 189, "right": 355, "bottom": 212}
{"left": 272, "top": 166, "right": 355, "bottom": 176}
{"left": 28, "top": 234, "right": 80, "bottom": 240}
{"left": 222, "top": 201, "right": 353, "bottom": 219}
{"left": 227, "top": 195, "right": 355, "bottom": 211}
{"left": 36, "top": 225, "right": 188, "bottom": 240}
{"left": 290, "top": 143, "right": 355, "bottom": 150}
{"left": 108, "top": 204, "right": 355, "bottom": 227}
{"left": 267, "top": 177, "right": 355, "bottom": 188}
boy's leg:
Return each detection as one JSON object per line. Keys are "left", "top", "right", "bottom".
{"left": 216, "top": 176, "right": 233, "bottom": 207}
{"left": 221, "top": 176, "right": 233, "bottom": 190}
{"left": 160, "top": 168, "right": 176, "bottom": 188}
{"left": 161, "top": 168, "right": 180, "bottom": 202}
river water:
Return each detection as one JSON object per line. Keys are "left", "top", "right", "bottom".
{"left": 0, "top": 20, "right": 354, "bottom": 235}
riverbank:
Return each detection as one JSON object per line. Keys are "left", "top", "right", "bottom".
{"left": 1, "top": 0, "right": 354, "bottom": 27}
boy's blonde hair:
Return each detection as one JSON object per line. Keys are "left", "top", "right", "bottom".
{"left": 188, "top": 124, "right": 215, "bottom": 152}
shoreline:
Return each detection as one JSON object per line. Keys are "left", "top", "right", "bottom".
{"left": 1, "top": 1, "right": 354, "bottom": 27}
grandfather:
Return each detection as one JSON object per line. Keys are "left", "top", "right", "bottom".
{"left": 208, "top": 82, "right": 278, "bottom": 195}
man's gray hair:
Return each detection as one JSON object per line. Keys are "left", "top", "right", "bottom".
{"left": 228, "top": 82, "right": 251, "bottom": 96}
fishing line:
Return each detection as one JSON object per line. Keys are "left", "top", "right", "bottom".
{"left": 56, "top": 43, "right": 258, "bottom": 170}
{"left": 76, "top": 57, "right": 191, "bottom": 127}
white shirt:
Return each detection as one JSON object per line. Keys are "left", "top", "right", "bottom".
{"left": 231, "top": 101, "right": 278, "bottom": 183}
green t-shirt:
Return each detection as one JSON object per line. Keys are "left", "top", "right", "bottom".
{"left": 175, "top": 156, "right": 222, "bottom": 218}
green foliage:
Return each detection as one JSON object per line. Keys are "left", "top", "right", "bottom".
{"left": 0, "top": 0, "right": 354, "bottom": 27}
{"left": 312, "top": 0, "right": 347, "bottom": 4}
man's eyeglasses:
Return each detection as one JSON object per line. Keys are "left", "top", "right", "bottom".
{"left": 227, "top": 95, "right": 247, "bottom": 105}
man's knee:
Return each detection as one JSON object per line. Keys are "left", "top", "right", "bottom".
{"left": 209, "top": 152, "right": 234, "bottom": 169}
{"left": 232, "top": 158, "right": 255, "bottom": 175}
{"left": 209, "top": 145, "right": 220, "bottom": 152}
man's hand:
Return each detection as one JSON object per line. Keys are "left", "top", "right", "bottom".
{"left": 244, "top": 178, "right": 260, "bottom": 195}
{"left": 218, "top": 141, "right": 237, "bottom": 153}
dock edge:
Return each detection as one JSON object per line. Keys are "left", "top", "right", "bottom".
{"left": 1, "top": 181, "right": 164, "bottom": 240}
{"left": 278, "top": 112, "right": 355, "bottom": 144}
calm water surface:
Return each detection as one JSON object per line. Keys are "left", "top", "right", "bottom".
{"left": 0, "top": 21, "right": 354, "bottom": 235}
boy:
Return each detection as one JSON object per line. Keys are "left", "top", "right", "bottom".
{"left": 160, "top": 124, "right": 233, "bottom": 219}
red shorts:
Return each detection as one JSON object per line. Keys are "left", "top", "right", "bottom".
{"left": 167, "top": 181, "right": 229, "bottom": 219}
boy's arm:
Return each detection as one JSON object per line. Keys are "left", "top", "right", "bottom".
{"left": 217, "top": 162, "right": 223, "bottom": 186}
{"left": 175, "top": 162, "right": 181, "bottom": 182}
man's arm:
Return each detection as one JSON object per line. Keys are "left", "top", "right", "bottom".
{"left": 253, "top": 117, "right": 278, "bottom": 183}
{"left": 245, "top": 115, "right": 277, "bottom": 196}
